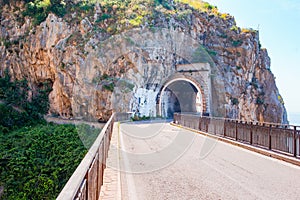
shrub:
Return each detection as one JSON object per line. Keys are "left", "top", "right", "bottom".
{"left": 232, "top": 39, "right": 243, "bottom": 47}
{"left": 256, "top": 97, "right": 264, "bottom": 105}
{"left": 206, "top": 49, "right": 217, "bottom": 56}
{"left": 23, "top": 0, "right": 66, "bottom": 25}
{"left": 117, "top": 80, "right": 135, "bottom": 93}
{"left": 220, "top": 13, "right": 229, "bottom": 20}
{"left": 101, "top": 73, "right": 110, "bottom": 80}
{"left": 241, "top": 28, "right": 256, "bottom": 33}
{"left": 0, "top": 123, "right": 90, "bottom": 199}
{"left": 0, "top": 70, "right": 52, "bottom": 129}
{"left": 230, "top": 25, "right": 239, "bottom": 32}
{"left": 177, "top": 9, "right": 193, "bottom": 20}
{"left": 131, "top": 115, "right": 151, "bottom": 121}
{"left": 177, "top": 0, "right": 218, "bottom": 13}
{"left": 236, "top": 66, "right": 242, "bottom": 70}
{"left": 203, "top": 2, "right": 214, "bottom": 10}
{"left": 103, "top": 83, "right": 115, "bottom": 92}
{"left": 96, "top": 13, "right": 112, "bottom": 22}
{"left": 129, "top": 15, "right": 143, "bottom": 26}
{"left": 219, "top": 33, "right": 228, "bottom": 38}
{"left": 278, "top": 94, "right": 284, "bottom": 104}
{"left": 231, "top": 97, "right": 239, "bottom": 105}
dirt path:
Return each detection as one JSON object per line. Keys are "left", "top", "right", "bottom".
{"left": 44, "top": 116, "right": 105, "bottom": 129}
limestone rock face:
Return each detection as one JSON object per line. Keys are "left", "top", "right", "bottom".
{"left": 0, "top": 2, "right": 287, "bottom": 123}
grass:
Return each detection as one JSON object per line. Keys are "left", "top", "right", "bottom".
{"left": 177, "top": 0, "right": 217, "bottom": 12}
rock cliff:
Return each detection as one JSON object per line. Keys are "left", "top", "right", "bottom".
{"left": 0, "top": 0, "right": 288, "bottom": 123}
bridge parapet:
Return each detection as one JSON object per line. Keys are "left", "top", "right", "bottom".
{"left": 174, "top": 113, "right": 300, "bottom": 158}
{"left": 57, "top": 114, "right": 116, "bottom": 200}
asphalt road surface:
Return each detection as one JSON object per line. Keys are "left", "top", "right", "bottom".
{"left": 105, "top": 121, "right": 300, "bottom": 200}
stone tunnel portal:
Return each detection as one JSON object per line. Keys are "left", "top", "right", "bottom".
{"left": 159, "top": 79, "right": 203, "bottom": 118}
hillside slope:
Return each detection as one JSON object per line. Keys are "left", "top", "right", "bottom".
{"left": 0, "top": 0, "right": 287, "bottom": 123}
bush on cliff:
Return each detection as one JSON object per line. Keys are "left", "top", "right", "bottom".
{"left": 0, "top": 70, "right": 51, "bottom": 130}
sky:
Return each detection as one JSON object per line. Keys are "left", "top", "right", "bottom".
{"left": 204, "top": 0, "right": 300, "bottom": 117}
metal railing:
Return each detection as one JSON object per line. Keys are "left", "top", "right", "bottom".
{"left": 57, "top": 113, "right": 115, "bottom": 200}
{"left": 174, "top": 113, "right": 300, "bottom": 158}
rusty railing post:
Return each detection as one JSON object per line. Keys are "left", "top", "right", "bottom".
{"left": 250, "top": 122, "right": 253, "bottom": 145}
{"left": 224, "top": 119, "right": 226, "bottom": 137}
{"left": 294, "top": 126, "right": 297, "bottom": 157}
{"left": 235, "top": 120, "right": 238, "bottom": 141}
{"left": 268, "top": 124, "right": 272, "bottom": 150}
{"left": 214, "top": 118, "right": 216, "bottom": 135}
{"left": 198, "top": 116, "right": 201, "bottom": 131}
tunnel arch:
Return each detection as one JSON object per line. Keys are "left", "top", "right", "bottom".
{"left": 93, "top": 28, "right": 219, "bottom": 120}
{"left": 158, "top": 77, "right": 207, "bottom": 118}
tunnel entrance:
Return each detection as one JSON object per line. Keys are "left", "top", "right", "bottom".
{"left": 159, "top": 79, "right": 203, "bottom": 118}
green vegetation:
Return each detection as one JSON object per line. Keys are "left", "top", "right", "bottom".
{"left": 177, "top": 9, "right": 193, "bottom": 20}
{"left": 96, "top": 13, "right": 112, "bottom": 22}
{"left": 0, "top": 71, "right": 100, "bottom": 199}
{"left": 92, "top": 73, "right": 117, "bottom": 92}
{"left": 0, "top": 0, "right": 221, "bottom": 30}
{"left": 230, "top": 25, "right": 239, "bottom": 32}
{"left": 231, "top": 97, "right": 239, "bottom": 105}
{"left": 94, "top": 74, "right": 135, "bottom": 92}
{"left": 250, "top": 77, "right": 259, "bottom": 89}
{"left": 206, "top": 48, "right": 217, "bottom": 56}
{"left": 256, "top": 97, "right": 264, "bottom": 105}
{"left": 192, "top": 46, "right": 215, "bottom": 67}
{"left": 103, "top": 82, "right": 115, "bottom": 92}
{"left": 0, "top": 70, "right": 51, "bottom": 130}
{"left": 236, "top": 65, "right": 242, "bottom": 70}
{"left": 220, "top": 13, "right": 229, "bottom": 20}
{"left": 117, "top": 80, "right": 135, "bottom": 93}
{"left": 177, "top": 0, "right": 217, "bottom": 13}
{"left": 131, "top": 115, "right": 151, "bottom": 121}
{"left": 278, "top": 94, "right": 284, "bottom": 105}
{"left": 0, "top": 123, "right": 89, "bottom": 199}
{"left": 219, "top": 33, "right": 228, "bottom": 38}
{"left": 241, "top": 28, "right": 257, "bottom": 34}
{"left": 231, "top": 39, "right": 243, "bottom": 47}
{"left": 23, "top": 0, "right": 66, "bottom": 25}
{"left": 129, "top": 15, "right": 144, "bottom": 26}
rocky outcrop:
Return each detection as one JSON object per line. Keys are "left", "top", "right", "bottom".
{"left": 0, "top": 1, "right": 287, "bottom": 123}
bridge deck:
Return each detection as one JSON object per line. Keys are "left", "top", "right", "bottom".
{"left": 100, "top": 121, "right": 300, "bottom": 200}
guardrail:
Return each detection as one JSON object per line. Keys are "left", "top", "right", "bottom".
{"left": 57, "top": 113, "right": 115, "bottom": 200}
{"left": 174, "top": 113, "right": 300, "bottom": 158}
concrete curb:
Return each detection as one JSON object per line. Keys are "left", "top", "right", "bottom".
{"left": 170, "top": 122, "right": 300, "bottom": 167}
{"left": 117, "top": 122, "right": 122, "bottom": 200}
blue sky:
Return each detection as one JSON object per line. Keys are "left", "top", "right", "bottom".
{"left": 204, "top": 0, "right": 300, "bottom": 115}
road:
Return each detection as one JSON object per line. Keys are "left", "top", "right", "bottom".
{"left": 101, "top": 121, "right": 300, "bottom": 200}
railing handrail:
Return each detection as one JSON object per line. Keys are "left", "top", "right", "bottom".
{"left": 174, "top": 112, "right": 300, "bottom": 129}
{"left": 174, "top": 113, "right": 300, "bottom": 158}
{"left": 57, "top": 113, "right": 115, "bottom": 200}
